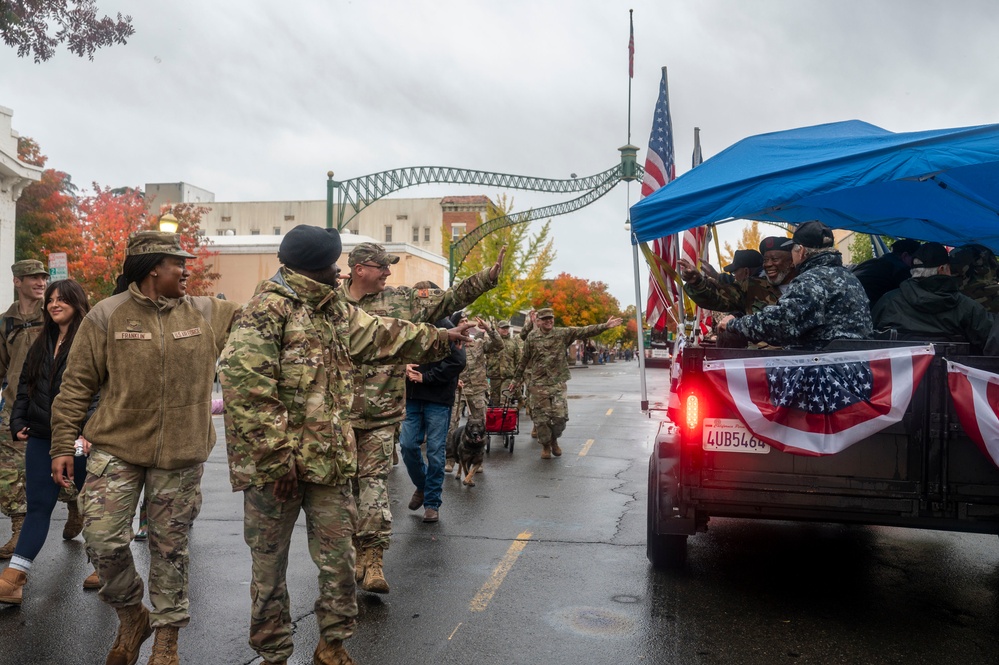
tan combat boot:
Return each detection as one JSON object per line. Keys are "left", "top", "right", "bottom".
{"left": 354, "top": 546, "right": 369, "bottom": 583}
{"left": 551, "top": 440, "right": 562, "bottom": 457}
{"left": 64, "top": 499, "right": 84, "bottom": 540}
{"left": 314, "top": 637, "right": 356, "bottom": 665}
{"left": 361, "top": 547, "right": 389, "bottom": 594}
{"left": 541, "top": 446, "right": 552, "bottom": 460}
{"left": 0, "top": 514, "right": 25, "bottom": 559}
{"left": 147, "top": 626, "right": 179, "bottom": 665}
{"left": 0, "top": 567, "right": 27, "bottom": 605}
{"left": 105, "top": 603, "right": 153, "bottom": 665}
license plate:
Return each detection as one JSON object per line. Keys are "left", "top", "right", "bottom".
{"left": 702, "top": 418, "right": 771, "bottom": 454}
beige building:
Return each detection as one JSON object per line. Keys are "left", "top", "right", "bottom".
{"left": 0, "top": 106, "right": 42, "bottom": 309}
{"left": 209, "top": 233, "right": 449, "bottom": 304}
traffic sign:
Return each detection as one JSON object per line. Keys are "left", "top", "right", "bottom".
{"left": 48, "top": 252, "right": 68, "bottom": 280}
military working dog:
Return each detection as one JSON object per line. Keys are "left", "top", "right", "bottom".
{"left": 447, "top": 419, "right": 487, "bottom": 486}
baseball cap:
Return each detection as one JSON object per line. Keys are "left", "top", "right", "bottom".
{"left": 782, "top": 221, "right": 835, "bottom": 250}
{"left": 11, "top": 259, "right": 48, "bottom": 278}
{"left": 911, "top": 242, "right": 949, "bottom": 268}
{"left": 723, "top": 249, "right": 763, "bottom": 273}
{"left": 348, "top": 242, "right": 400, "bottom": 268}
{"left": 126, "top": 231, "right": 197, "bottom": 259}
{"left": 759, "top": 236, "right": 792, "bottom": 254}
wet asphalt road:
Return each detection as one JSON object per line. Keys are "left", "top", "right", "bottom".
{"left": 2, "top": 361, "right": 999, "bottom": 664}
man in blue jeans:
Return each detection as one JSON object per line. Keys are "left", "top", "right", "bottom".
{"left": 401, "top": 315, "right": 466, "bottom": 523}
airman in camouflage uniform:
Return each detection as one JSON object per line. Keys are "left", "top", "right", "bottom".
{"left": 446, "top": 316, "right": 491, "bottom": 471}
{"left": 509, "top": 308, "right": 623, "bottom": 459}
{"left": 339, "top": 243, "right": 503, "bottom": 594}
{"left": 220, "top": 226, "right": 465, "bottom": 665}
{"left": 0, "top": 260, "right": 48, "bottom": 559}
{"left": 485, "top": 319, "right": 522, "bottom": 406}
{"left": 950, "top": 244, "right": 999, "bottom": 314}
{"left": 720, "top": 222, "right": 872, "bottom": 349}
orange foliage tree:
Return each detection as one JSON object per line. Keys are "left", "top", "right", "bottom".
{"left": 533, "top": 272, "right": 621, "bottom": 327}
{"left": 14, "top": 137, "right": 77, "bottom": 262}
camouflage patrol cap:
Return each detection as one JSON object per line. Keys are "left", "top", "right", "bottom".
{"left": 537, "top": 308, "right": 555, "bottom": 319}
{"left": 126, "top": 231, "right": 196, "bottom": 259}
{"left": 11, "top": 259, "right": 48, "bottom": 278}
{"left": 497, "top": 320, "right": 511, "bottom": 328}
{"left": 348, "top": 242, "right": 400, "bottom": 268}
{"left": 759, "top": 236, "right": 792, "bottom": 254}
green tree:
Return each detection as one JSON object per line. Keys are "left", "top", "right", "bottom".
{"left": 0, "top": 0, "right": 133, "bottom": 62}
{"left": 449, "top": 195, "right": 555, "bottom": 320}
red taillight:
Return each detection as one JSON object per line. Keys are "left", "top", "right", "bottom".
{"left": 684, "top": 393, "right": 700, "bottom": 432}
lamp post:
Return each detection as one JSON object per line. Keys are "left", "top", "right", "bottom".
{"left": 158, "top": 213, "right": 179, "bottom": 234}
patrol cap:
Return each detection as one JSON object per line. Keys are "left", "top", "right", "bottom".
{"left": 278, "top": 225, "right": 342, "bottom": 270}
{"left": 126, "top": 231, "right": 196, "bottom": 259}
{"left": 950, "top": 244, "right": 998, "bottom": 274}
{"left": 11, "top": 259, "right": 48, "bottom": 278}
{"left": 911, "top": 242, "right": 949, "bottom": 268}
{"left": 782, "top": 221, "right": 835, "bottom": 249}
{"left": 723, "top": 249, "right": 763, "bottom": 272}
{"left": 536, "top": 308, "right": 555, "bottom": 319}
{"left": 497, "top": 320, "right": 511, "bottom": 328}
{"left": 348, "top": 242, "right": 400, "bottom": 268}
{"left": 759, "top": 236, "right": 792, "bottom": 254}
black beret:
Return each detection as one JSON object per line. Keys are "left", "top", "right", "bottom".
{"left": 278, "top": 225, "right": 342, "bottom": 271}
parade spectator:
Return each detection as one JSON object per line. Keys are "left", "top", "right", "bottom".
{"left": 401, "top": 315, "right": 466, "bottom": 524}
{"left": 718, "top": 221, "right": 872, "bottom": 349}
{"left": 220, "top": 225, "right": 468, "bottom": 665}
{"left": 338, "top": 242, "right": 502, "bottom": 594}
{"left": 852, "top": 238, "right": 921, "bottom": 308}
{"left": 508, "top": 308, "right": 623, "bottom": 459}
{"left": 0, "top": 280, "right": 98, "bottom": 605}
{"left": 0, "top": 260, "right": 50, "bottom": 560}
{"left": 49, "top": 230, "right": 241, "bottom": 665}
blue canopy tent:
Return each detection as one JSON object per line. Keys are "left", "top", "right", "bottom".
{"left": 630, "top": 120, "right": 999, "bottom": 250}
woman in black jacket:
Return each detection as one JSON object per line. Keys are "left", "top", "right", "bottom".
{"left": 0, "top": 279, "right": 94, "bottom": 605}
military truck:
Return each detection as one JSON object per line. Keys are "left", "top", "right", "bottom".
{"left": 647, "top": 339, "right": 999, "bottom": 569}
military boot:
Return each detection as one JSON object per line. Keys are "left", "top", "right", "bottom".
{"left": 314, "top": 637, "right": 356, "bottom": 665}
{"left": 147, "top": 626, "right": 179, "bottom": 665}
{"left": 541, "top": 446, "right": 552, "bottom": 460}
{"left": 551, "top": 440, "right": 562, "bottom": 457}
{"left": 354, "top": 546, "right": 369, "bottom": 583}
{"left": 0, "top": 567, "right": 27, "bottom": 605}
{"left": 0, "top": 514, "right": 25, "bottom": 559}
{"left": 63, "top": 499, "right": 84, "bottom": 540}
{"left": 361, "top": 547, "right": 389, "bottom": 594}
{"left": 105, "top": 603, "right": 153, "bottom": 665}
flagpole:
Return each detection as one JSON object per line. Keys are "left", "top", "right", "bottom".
{"left": 626, "top": 8, "right": 649, "bottom": 410}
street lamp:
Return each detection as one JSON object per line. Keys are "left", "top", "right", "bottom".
{"left": 158, "top": 213, "right": 179, "bottom": 234}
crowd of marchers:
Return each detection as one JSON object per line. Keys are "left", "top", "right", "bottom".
{"left": 678, "top": 220, "right": 999, "bottom": 355}
{"left": 0, "top": 222, "right": 621, "bottom": 665}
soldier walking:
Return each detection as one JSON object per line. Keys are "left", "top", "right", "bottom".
{"left": 338, "top": 243, "right": 503, "bottom": 594}
{"left": 484, "top": 319, "right": 521, "bottom": 407}
{"left": 220, "top": 226, "right": 470, "bottom": 665}
{"left": 509, "top": 308, "right": 622, "bottom": 459}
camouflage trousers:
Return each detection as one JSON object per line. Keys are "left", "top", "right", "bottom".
{"left": 527, "top": 385, "right": 568, "bottom": 448}
{"left": 244, "top": 481, "right": 357, "bottom": 663}
{"left": 0, "top": 423, "right": 26, "bottom": 517}
{"left": 350, "top": 425, "right": 396, "bottom": 551}
{"left": 488, "top": 378, "right": 518, "bottom": 408}
{"left": 450, "top": 388, "right": 487, "bottom": 433}
{"left": 82, "top": 449, "right": 202, "bottom": 628}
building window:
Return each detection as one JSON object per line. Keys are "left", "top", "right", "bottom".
{"left": 221, "top": 216, "right": 232, "bottom": 222}
{"left": 284, "top": 215, "right": 295, "bottom": 221}
{"left": 273, "top": 227, "right": 281, "bottom": 235}
{"left": 412, "top": 227, "right": 420, "bottom": 242}
{"left": 424, "top": 227, "right": 431, "bottom": 242}
{"left": 397, "top": 214, "right": 408, "bottom": 221}
{"left": 384, "top": 226, "right": 393, "bottom": 242}
{"left": 451, "top": 224, "right": 466, "bottom": 240}
{"left": 250, "top": 229, "right": 260, "bottom": 236}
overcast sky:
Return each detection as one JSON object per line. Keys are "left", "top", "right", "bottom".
{"left": 2, "top": 0, "right": 997, "bottom": 305}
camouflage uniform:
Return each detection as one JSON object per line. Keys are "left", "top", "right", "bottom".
{"left": 485, "top": 323, "right": 523, "bottom": 406}
{"left": 0, "top": 298, "right": 43, "bottom": 521}
{"left": 220, "top": 267, "right": 452, "bottom": 663}
{"left": 951, "top": 244, "right": 999, "bottom": 314}
{"left": 339, "top": 266, "right": 496, "bottom": 554}
{"left": 510, "top": 311, "right": 617, "bottom": 456}
{"left": 448, "top": 335, "right": 490, "bottom": 455}
{"left": 683, "top": 274, "right": 782, "bottom": 315}
{"left": 727, "top": 250, "right": 873, "bottom": 349}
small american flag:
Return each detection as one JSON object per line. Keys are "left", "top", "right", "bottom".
{"left": 767, "top": 362, "right": 873, "bottom": 413}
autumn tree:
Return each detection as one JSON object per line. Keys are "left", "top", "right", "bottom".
{"left": 448, "top": 195, "right": 556, "bottom": 320}
{"left": 159, "top": 202, "right": 221, "bottom": 296}
{"left": 719, "top": 221, "right": 764, "bottom": 268}
{"left": 14, "top": 137, "right": 77, "bottom": 262}
{"left": 533, "top": 272, "right": 621, "bottom": 344}
{"left": 0, "top": 0, "right": 133, "bottom": 62}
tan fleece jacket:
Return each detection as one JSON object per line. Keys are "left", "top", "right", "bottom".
{"left": 51, "top": 284, "right": 239, "bottom": 469}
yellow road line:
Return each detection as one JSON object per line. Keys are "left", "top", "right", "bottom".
{"left": 606, "top": 408, "right": 614, "bottom": 416}
{"left": 579, "top": 438, "right": 595, "bottom": 456}
{"left": 469, "top": 531, "right": 532, "bottom": 612}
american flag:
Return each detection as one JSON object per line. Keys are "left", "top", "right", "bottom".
{"left": 703, "top": 345, "right": 934, "bottom": 456}
{"left": 642, "top": 68, "right": 681, "bottom": 330}
{"left": 947, "top": 360, "right": 999, "bottom": 469}
{"left": 628, "top": 11, "right": 634, "bottom": 79}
